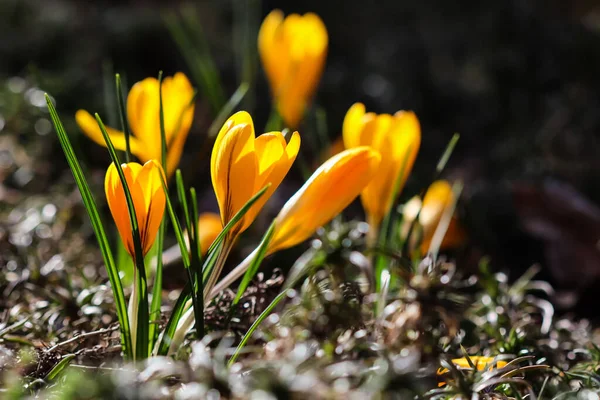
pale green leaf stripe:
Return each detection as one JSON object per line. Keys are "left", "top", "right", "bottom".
{"left": 228, "top": 289, "right": 288, "bottom": 366}
{"left": 45, "top": 95, "right": 132, "bottom": 359}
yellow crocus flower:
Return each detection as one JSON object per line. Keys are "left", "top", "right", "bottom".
{"left": 208, "top": 147, "right": 381, "bottom": 299}
{"left": 343, "top": 103, "right": 421, "bottom": 232}
{"left": 437, "top": 356, "right": 508, "bottom": 386}
{"left": 211, "top": 111, "right": 300, "bottom": 237}
{"left": 401, "top": 180, "right": 466, "bottom": 253}
{"left": 206, "top": 111, "right": 300, "bottom": 300}
{"left": 76, "top": 72, "right": 194, "bottom": 177}
{"left": 104, "top": 160, "right": 166, "bottom": 259}
{"left": 259, "top": 10, "right": 328, "bottom": 128}
{"left": 268, "top": 147, "right": 381, "bottom": 253}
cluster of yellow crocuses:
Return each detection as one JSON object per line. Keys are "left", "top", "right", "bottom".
{"left": 76, "top": 10, "right": 462, "bottom": 305}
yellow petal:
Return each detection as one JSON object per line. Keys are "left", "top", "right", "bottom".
{"left": 76, "top": 110, "right": 147, "bottom": 160}
{"left": 268, "top": 146, "right": 380, "bottom": 253}
{"left": 105, "top": 163, "right": 134, "bottom": 256}
{"left": 241, "top": 131, "right": 301, "bottom": 232}
{"left": 162, "top": 73, "right": 195, "bottom": 177}
{"left": 211, "top": 123, "right": 258, "bottom": 231}
{"left": 342, "top": 103, "right": 366, "bottom": 149}
{"left": 127, "top": 78, "right": 162, "bottom": 160}
{"left": 211, "top": 111, "right": 255, "bottom": 188}
{"left": 135, "top": 160, "right": 167, "bottom": 255}
{"left": 258, "top": 10, "right": 285, "bottom": 92}
{"left": 104, "top": 161, "right": 166, "bottom": 259}
{"left": 197, "top": 212, "right": 223, "bottom": 254}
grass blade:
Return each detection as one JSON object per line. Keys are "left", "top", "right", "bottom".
{"left": 156, "top": 283, "right": 191, "bottom": 356}
{"left": 207, "top": 82, "right": 250, "bottom": 138}
{"left": 164, "top": 8, "right": 225, "bottom": 114}
{"left": 115, "top": 74, "right": 132, "bottom": 162}
{"left": 228, "top": 289, "right": 288, "bottom": 366}
{"left": 45, "top": 95, "right": 132, "bottom": 359}
{"left": 45, "top": 354, "right": 75, "bottom": 381}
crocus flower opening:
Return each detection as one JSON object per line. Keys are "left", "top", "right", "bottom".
{"left": 105, "top": 160, "right": 166, "bottom": 260}
{"left": 401, "top": 180, "right": 466, "bottom": 253}
{"left": 76, "top": 72, "right": 194, "bottom": 177}
{"left": 343, "top": 103, "right": 421, "bottom": 232}
{"left": 268, "top": 147, "right": 381, "bottom": 254}
{"left": 259, "top": 10, "right": 328, "bottom": 128}
{"left": 211, "top": 111, "right": 300, "bottom": 238}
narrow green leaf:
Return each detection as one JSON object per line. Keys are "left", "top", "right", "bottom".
{"left": 45, "top": 95, "right": 132, "bottom": 359}
{"left": 228, "top": 289, "right": 288, "bottom": 366}
{"left": 102, "top": 62, "right": 118, "bottom": 127}
{"left": 159, "top": 176, "right": 191, "bottom": 269}
{"left": 175, "top": 169, "right": 201, "bottom": 339}
{"left": 45, "top": 354, "right": 75, "bottom": 381}
{"left": 164, "top": 9, "right": 225, "bottom": 113}
{"left": 115, "top": 74, "right": 132, "bottom": 163}
{"left": 175, "top": 170, "right": 193, "bottom": 239}
{"left": 149, "top": 74, "right": 168, "bottom": 350}
{"left": 375, "top": 143, "right": 414, "bottom": 291}
{"left": 189, "top": 187, "right": 203, "bottom": 338}
{"left": 189, "top": 187, "right": 201, "bottom": 264}
{"left": 207, "top": 82, "right": 250, "bottom": 138}
{"left": 232, "top": 0, "right": 259, "bottom": 109}
{"left": 95, "top": 114, "right": 149, "bottom": 360}
{"left": 149, "top": 219, "right": 166, "bottom": 351}
{"left": 205, "top": 184, "right": 270, "bottom": 258}
{"left": 233, "top": 222, "right": 276, "bottom": 305}
{"left": 156, "top": 283, "right": 191, "bottom": 356}
{"left": 436, "top": 133, "right": 460, "bottom": 174}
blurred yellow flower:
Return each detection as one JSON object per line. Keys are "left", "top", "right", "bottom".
{"left": 211, "top": 111, "right": 300, "bottom": 237}
{"left": 76, "top": 72, "right": 194, "bottom": 177}
{"left": 268, "top": 147, "right": 381, "bottom": 253}
{"left": 437, "top": 356, "right": 508, "bottom": 386}
{"left": 343, "top": 103, "right": 421, "bottom": 231}
{"left": 105, "top": 160, "right": 166, "bottom": 260}
{"left": 401, "top": 180, "right": 466, "bottom": 253}
{"left": 197, "top": 212, "right": 222, "bottom": 255}
{"left": 259, "top": 10, "right": 328, "bottom": 128}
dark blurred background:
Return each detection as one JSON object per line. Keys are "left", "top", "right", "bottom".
{"left": 3, "top": 0, "right": 600, "bottom": 314}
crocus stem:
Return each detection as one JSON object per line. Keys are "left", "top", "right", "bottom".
{"left": 128, "top": 268, "right": 138, "bottom": 361}
{"left": 366, "top": 214, "right": 380, "bottom": 249}
{"left": 202, "top": 237, "right": 235, "bottom": 305}
{"left": 207, "top": 248, "right": 257, "bottom": 303}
